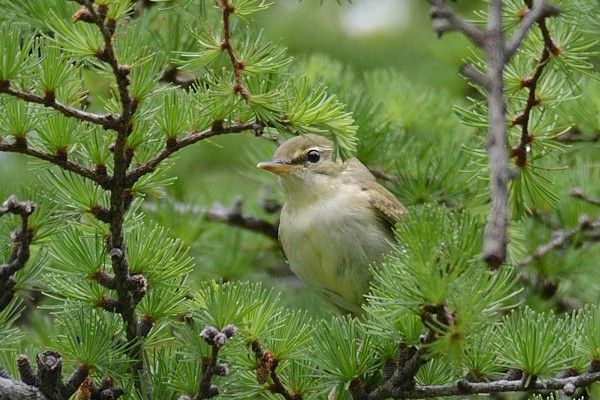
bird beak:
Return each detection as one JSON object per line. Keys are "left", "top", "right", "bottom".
{"left": 257, "top": 161, "right": 294, "bottom": 174}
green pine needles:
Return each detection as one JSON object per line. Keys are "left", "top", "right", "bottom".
{"left": 0, "top": 0, "right": 599, "bottom": 399}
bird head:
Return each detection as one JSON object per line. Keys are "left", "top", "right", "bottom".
{"left": 257, "top": 134, "right": 344, "bottom": 204}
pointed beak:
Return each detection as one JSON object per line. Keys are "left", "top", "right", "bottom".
{"left": 257, "top": 161, "right": 294, "bottom": 174}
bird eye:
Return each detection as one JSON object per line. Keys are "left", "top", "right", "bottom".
{"left": 306, "top": 149, "right": 320, "bottom": 163}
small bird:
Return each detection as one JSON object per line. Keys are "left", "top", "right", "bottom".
{"left": 257, "top": 134, "right": 406, "bottom": 314}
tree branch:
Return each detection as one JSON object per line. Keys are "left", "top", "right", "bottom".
{"left": 356, "top": 345, "right": 425, "bottom": 400}
{"left": 429, "top": 1, "right": 487, "bottom": 48}
{"left": 481, "top": 0, "right": 512, "bottom": 269}
{"left": 510, "top": 0, "right": 560, "bottom": 168}
{"left": 519, "top": 214, "right": 600, "bottom": 266}
{"left": 0, "top": 141, "right": 112, "bottom": 189}
{"left": 12, "top": 353, "right": 90, "bottom": 400}
{"left": 0, "top": 84, "right": 118, "bottom": 130}
{"left": 504, "top": 0, "right": 560, "bottom": 60}
{"left": 218, "top": 0, "right": 252, "bottom": 100}
{"left": 126, "top": 121, "right": 263, "bottom": 185}
{"left": 390, "top": 370, "right": 600, "bottom": 398}
{"left": 570, "top": 188, "right": 600, "bottom": 207}
{"left": 144, "top": 196, "right": 278, "bottom": 240}
{"left": 78, "top": 0, "right": 148, "bottom": 393}
{"left": 0, "top": 196, "right": 36, "bottom": 311}
{"left": 430, "top": 0, "right": 560, "bottom": 268}
{"left": 251, "top": 341, "right": 302, "bottom": 400}
{"left": 194, "top": 325, "right": 236, "bottom": 400}
{"left": 0, "top": 376, "right": 48, "bottom": 400}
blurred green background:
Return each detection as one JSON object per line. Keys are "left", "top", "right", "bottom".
{"left": 0, "top": 0, "right": 476, "bottom": 316}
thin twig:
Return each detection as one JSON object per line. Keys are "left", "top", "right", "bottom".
{"left": 511, "top": 0, "right": 560, "bottom": 168}
{"left": 429, "top": 1, "right": 487, "bottom": 48}
{"left": 218, "top": 0, "right": 252, "bottom": 100}
{"left": 0, "top": 84, "right": 118, "bottom": 130}
{"left": 570, "top": 188, "right": 600, "bottom": 207}
{"left": 518, "top": 215, "right": 600, "bottom": 266}
{"left": 251, "top": 341, "right": 302, "bottom": 400}
{"left": 504, "top": 0, "right": 560, "bottom": 60}
{"left": 126, "top": 121, "right": 263, "bottom": 185}
{"left": 196, "top": 343, "right": 221, "bottom": 400}
{"left": 196, "top": 325, "right": 235, "bottom": 400}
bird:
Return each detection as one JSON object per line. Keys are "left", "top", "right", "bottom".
{"left": 257, "top": 134, "right": 405, "bottom": 314}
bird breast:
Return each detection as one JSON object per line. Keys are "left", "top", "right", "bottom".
{"left": 279, "top": 184, "right": 394, "bottom": 314}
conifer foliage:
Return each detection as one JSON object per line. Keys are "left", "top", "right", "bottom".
{"left": 0, "top": 0, "right": 599, "bottom": 399}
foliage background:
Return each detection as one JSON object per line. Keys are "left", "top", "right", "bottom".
{"left": 0, "top": 0, "right": 483, "bottom": 316}
{"left": 0, "top": 0, "right": 599, "bottom": 399}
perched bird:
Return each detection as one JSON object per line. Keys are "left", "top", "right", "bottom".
{"left": 257, "top": 134, "right": 405, "bottom": 314}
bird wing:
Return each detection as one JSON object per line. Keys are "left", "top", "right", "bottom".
{"left": 343, "top": 158, "right": 406, "bottom": 227}
{"left": 361, "top": 179, "right": 406, "bottom": 227}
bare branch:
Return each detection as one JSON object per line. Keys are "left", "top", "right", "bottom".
{"left": 0, "top": 376, "right": 48, "bottom": 400}
{"left": 481, "top": 0, "right": 512, "bottom": 269}
{"left": 126, "top": 121, "right": 263, "bottom": 185}
{"left": 505, "top": 0, "right": 560, "bottom": 61}
{"left": 144, "top": 196, "right": 278, "bottom": 240}
{"left": 160, "top": 67, "right": 197, "bottom": 90}
{"left": 429, "top": 2, "right": 487, "bottom": 48}
{"left": 0, "top": 84, "right": 118, "bottom": 130}
{"left": 554, "top": 127, "right": 599, "bottom": 143}
{"left": 459, "top": 64, "right": 490, "bottom": 88}
{"left": 391, "top": 370, "right": 600, "bottom": 398}
{"left": 519, "top": 215, "right": 600, "bottom": 266}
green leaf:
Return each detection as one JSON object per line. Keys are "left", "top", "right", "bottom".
{"left": 155, "top": 91, "right": 193, "bottom": 140}
{"left": 56, "top": 307, "right": 129, "bottom": 372}
{"left": 47, "top": 227, "right": 107, "bottom": 277}
{"left": 312, "top": 316, "right": 377, "bottom": 387}
{"left": 193, "top": 281, "right": 263, "bottom": 329}
{"left": 0, "top": 23, "right": 35, "bottom": 81}
{"left": 47, "top": 12, "right": 103, "bottom": 57}
{"left": 0, "top": 301, "right": 22, "bottom": 351}
{"left": 285, "top": 79, "right": 358, "bottom": 159}
{"left": 125, "top": 224, "right": 194, "bottom": 286}
{"left": 35, "top": 114, "right": 79, "bottom": 156}
{"left": 496, "top": 307, "right": 571, "bottom": 377}
{"left": 35, "top": 38, "right": 77, "bottom": 93}
{"left": 0, "top": 97, "right": 38, "bottom": 138}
